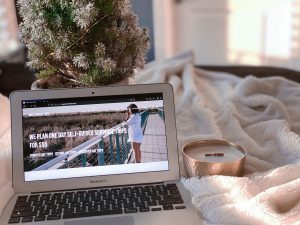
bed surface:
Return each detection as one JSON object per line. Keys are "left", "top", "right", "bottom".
{"left": 1, "top": 53, "right": 300, "bottom": 224}
{"left": 0, "top": 62, "right": 300, "bottom": 97}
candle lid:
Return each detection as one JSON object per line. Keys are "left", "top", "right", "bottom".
{"left": 182, "top": 140, "right": 247, "bottom": 177}
{"left": 183, "top": 139, "right": 247, "bottom": 163}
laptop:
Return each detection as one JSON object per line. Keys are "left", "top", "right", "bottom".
{"left": 1, "top": 83, "right": 202, "bottom": 225}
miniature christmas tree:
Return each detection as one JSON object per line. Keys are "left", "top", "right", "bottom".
{"left": 18, "top": 0, "right": 149, "bottom": 88}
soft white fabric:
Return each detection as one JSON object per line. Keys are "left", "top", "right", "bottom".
{"left": 133, "top": 52, "right": 300, "bottom": 225}
{"left": 1, "top": 53, "right": 300, "bottom": 223}
{"left": 0, "top": 94, "right": 14, "bottom": 216}
{"left": 126, "top": 113, "right": 143, "bottom": 143}
{"left": 0, "top": 94, "right": 10, "bottom": 137}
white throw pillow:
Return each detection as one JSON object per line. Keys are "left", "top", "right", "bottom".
{"left": 0, "top": 94, "right": 10, "bottom": 137}
{"left": 0, "top": 94, "right": 14, "bottom": 216}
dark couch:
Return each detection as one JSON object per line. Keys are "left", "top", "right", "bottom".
{"left": 1, "top": 63, "right": 300, "bottom": 97}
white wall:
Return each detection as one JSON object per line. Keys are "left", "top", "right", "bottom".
{"left": 153, "top": 0, "right": 300, "bottom": 71}
{"left": 0, "top": 0, "right": 18, "bottom": 58}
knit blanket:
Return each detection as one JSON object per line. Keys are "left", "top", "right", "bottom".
{"left": 133, "top": 52, "right": 300, "bottom": 225}
{"left": 1, "top": 53, "right": 300, "bottom": 224}
{"left": 0, "top": 94, "right": 13, "bottom": 217}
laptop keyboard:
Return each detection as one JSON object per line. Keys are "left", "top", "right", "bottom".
{"left": 8, "top": 183, "right": 186, "bottom": 224}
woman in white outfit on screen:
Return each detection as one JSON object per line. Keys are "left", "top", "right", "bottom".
{"left": 125, "top": 104, "right": 143, "bottom": 163}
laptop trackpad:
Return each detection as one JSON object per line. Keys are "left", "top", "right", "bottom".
{"left": 64, "top": 216, "right": 134, "bottom": 225}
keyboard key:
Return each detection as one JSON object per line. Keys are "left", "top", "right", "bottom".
{"left": 139, "top": 207, "right": 150, "bottom": 212}
{"left": 28, "top": 196, "right": 39, "bottom": 202}
{"left": 13, "top": 206, "right": 34, "bottom": 213}
{"left": 63, "top": 209, "right": 123, "bottom": 219}
{"left": 47, "top": 214, "right": 61, "bottom": 220}
{"left": 158, "top": 199, "right": 184, "bottom": 205}
{"left": 169, "top": 189, "right": 180, "bottom": 195}
{"left": 135, "top": 202, "right": 146, "bottom": 208}
{"left": 151, "top": 196, "right": 162, "bottom": 201}
{"left": 15, "top": 202, "right": 31, "bottom": 207}
{"left": 123, "top": 203, "right": 135, "bottom": 209}
{"left": 56, "top": 199, "right": 67, "bottom": 204}
{"left": 175, "top": 206, "right": 186, "bottom": 210}
{"left": 124, "top": 208, "right": 138, "bottom": 213}
{"left": 47, "top": 204, "right": 58, "bottom": 210}
{"left": 166, "top": 184, "right": 177, "bottom": 188}
{"left": 34, "top": 215, "right": 46, "bottom": 222}
{"left": 58, "top": 204, "right": 69, "bottom": 209}
{"left": 139, "top": 196, "right": 150, "bottom": 202}
{"left": 64, "top": 208, "right": 74, "bottom": 214}
{"left": 151, "top": 207, "right": 162, "bottom": 211}
{"left": 147, "top": 201, "right": 158, "bottom": 206}
{"left": 69, "top": 203, "right": 81, "bottom": 210}
{"left": 88, "top": 205, "right": 99, "bottom": 211}
{"left": 163, "top": 205, "right": 174, "bottom": 210}
{"left": 100, "top": 205, "right": 111, "bottom": 210}
{"left": 34, "top": 205, "right": 45, "bottom": 211}
{"left": 8, "top": 217, "right": 20, "bottom": 224}
{"left": 111, "top": 204, "right": 122, "bottom": 210}
{"left": 51, "top": 208, "right": 62, "bottom": 214}
{"left": 52, "top": 193, "right": 63, "bottom": 197}
{"left": 12, "top": 211, "right": 36, "bottom": 218}
{"left": 76, "top": 207, "right": 86, "bottom": 213}
{"left": 162, "top": 194, "right": 182, "bottom": 200}
{"left": 16, "top": 196, "right": 28, "bottom": 202}
{"left": 82, "top": 202, "right": 92, "bottom": 207}
{"left": 38, "top": 209, "right": 51, "bottom": 216}
{"left": 21, "top": 216, "right": 33, "bottom": 223}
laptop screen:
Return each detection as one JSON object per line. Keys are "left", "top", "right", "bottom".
{"left": 21, "top": 93, "right": 168, "bottom": 182}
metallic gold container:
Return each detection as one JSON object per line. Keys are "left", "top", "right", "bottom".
{"left": 182, "top": 140, "right": 247, "bottom": 177}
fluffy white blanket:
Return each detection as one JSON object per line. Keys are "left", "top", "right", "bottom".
{"left": 133, "top": 52, "right": 300, "bottom": 225}
{"left": 0, "top": 94, "right": 13, "bottom": 217}
{"left": 1, "top": 53, "right": 300, "bottom": 224}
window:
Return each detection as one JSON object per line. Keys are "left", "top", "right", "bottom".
{"left": 0, "top": 0, "right": 19, "bottom": 60}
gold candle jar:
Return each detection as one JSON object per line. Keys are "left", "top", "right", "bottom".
{"left": 182, "top": 140, "right": 247, "bottom": 177}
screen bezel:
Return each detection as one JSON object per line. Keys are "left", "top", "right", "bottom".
{"left": 10, "top": 83, "right": 180, "bottom": 193}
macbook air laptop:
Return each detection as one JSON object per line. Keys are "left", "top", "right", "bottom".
{"left": 1, "top": 83, "right": 202, "bottom": 225}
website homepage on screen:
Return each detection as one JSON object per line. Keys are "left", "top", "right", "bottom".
{"left": 22, "top": 93, "right": 168, "bottom": 182}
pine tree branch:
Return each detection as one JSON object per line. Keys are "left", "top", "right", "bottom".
{"left": 65, "top": 15, "right": 108, "bottom": 51}
{"left": 56, "top": 70, "right": 88, "bottom": 86}
{"left": 45, "top": 15, "right": 108, "bottom": 61}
